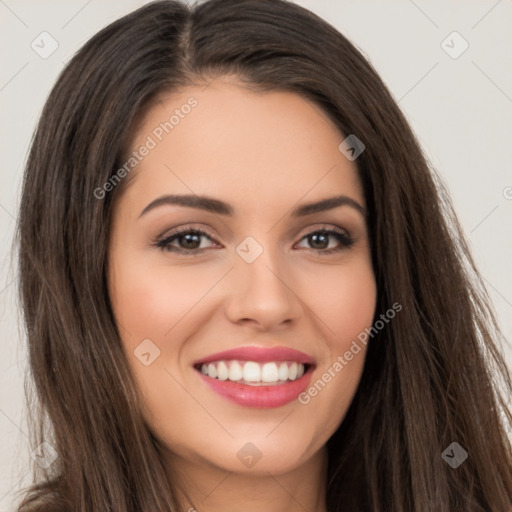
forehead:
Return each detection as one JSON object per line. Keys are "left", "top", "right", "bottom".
{"left": 120, "top": 78, "right": 364, "bottom": 219}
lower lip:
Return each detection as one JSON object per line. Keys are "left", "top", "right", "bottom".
{"left": 196, "top": 367, "right": 313, "bottom": 408}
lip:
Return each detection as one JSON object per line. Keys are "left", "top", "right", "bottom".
{"left": 196, "top": 368, "right": 314, "bottom": 408}
{"left": 193, "top": 346, "right": 316, "bottom": 366}
{"left": 193, "top": 346, "right": 316, "bottom": 408}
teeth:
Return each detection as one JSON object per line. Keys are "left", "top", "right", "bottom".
{"left": 199, "top": 360, "right": 307, "bottom": 385}
{"left": 243, "top": 361, "right": 261, "bottom": 382}
{"left": 278, "top": 362, "right": 288, "bottom": 381}
{"left": 228, "top": 361, "right": 243, "bottom": 381}
{"left": 261, "top": 362, "right": 279, "bottom": 382}
{"left": 217, "top": 361, "right": 229, "bottom": 381}
{"left": 288, "top": 362, "right": 298, "bottom": 380}
{"left": 207, "top": 363, "right": 217, "bottom": 379}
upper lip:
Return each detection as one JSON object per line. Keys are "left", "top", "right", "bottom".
{"left": 193, "top": 346, "right": 316, "bottom": 366}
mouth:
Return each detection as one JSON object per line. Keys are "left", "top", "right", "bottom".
{"left": 194, "top": 360, "right": 312, "bottom": 385}
{"left": 192, "top": 346, "right": 316, "bottom": 408}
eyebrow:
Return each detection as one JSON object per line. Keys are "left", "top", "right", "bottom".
{"left": 138, "top": 194, "right": 366, "bottom": 219}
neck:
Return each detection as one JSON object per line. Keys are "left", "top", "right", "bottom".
{"left": 164, "top": 446, "right": 329, "bottom": 512}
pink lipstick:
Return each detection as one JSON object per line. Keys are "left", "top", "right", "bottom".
{"left": 193, "top": 346, "right": 316, "bottom": 408}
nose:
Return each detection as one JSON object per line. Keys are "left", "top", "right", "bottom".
{"left": 224, "top": 245, "right": 303, "bottom": 331}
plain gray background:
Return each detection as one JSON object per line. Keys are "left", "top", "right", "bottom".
{"left": 1, "top": 1, "right": 511, "bottom": 510}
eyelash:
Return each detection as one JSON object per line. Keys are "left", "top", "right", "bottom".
{"left": 154, "top": 225, "right": 355, "bottom": 256}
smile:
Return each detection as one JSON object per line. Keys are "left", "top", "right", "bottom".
{"left": 197, "top": 360, "right": 306, "bottom": 385}
{"left": 193, "top": 346, "right": 316, "bottom": 408}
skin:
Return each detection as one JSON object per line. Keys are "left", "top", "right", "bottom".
{"left": 108, "top": 76, "right": 377, "bottom": 512}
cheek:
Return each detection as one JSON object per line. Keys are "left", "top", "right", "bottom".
{"left": 108, "top": 256, "right": 212, "bottom": 435}
{"left": 109, "top": 254, "right": 217, "bottom": 349}
{"left": 298, "top": 259, "right": 376, "bottom": 427}
{"left": 314, "top": 258, "right": 377, "bottom": 343}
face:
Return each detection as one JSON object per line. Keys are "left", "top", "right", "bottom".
{"left": 107, "top": 77, "right": 377, "bottom": 478}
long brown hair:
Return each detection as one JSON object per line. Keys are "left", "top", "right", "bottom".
{"left": 15, "top": 0, "right": 512, "bottom": 510}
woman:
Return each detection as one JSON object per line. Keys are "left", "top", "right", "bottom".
{"left": 15, "top": 0, "right": 512, "bottom": 510}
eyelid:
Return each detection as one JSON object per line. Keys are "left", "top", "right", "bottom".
{"left": 295, "top": 223, "right": 350, "bottom": 238}
{"left": 156, "top": 222, "right": 349, "bottom": 243}
{"left": 155, "top": 225, "right": 220, "bottom": 249}
{"left": 154, "top": 222, "right": 354, "bottom": 255}
{"left": 157, "top": 224, "right": 219, "bottom": 241}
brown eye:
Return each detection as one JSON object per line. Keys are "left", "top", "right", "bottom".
{"left": 296, "top": 229, "right": 354, "bottom": 254}
{"left": 155, "top": 228, "right": 218, "bottom": 254}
